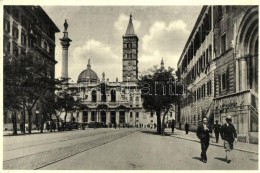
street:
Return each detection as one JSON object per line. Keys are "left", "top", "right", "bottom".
{"left": 3, "top": 128, "right": 258, "bottom": 170}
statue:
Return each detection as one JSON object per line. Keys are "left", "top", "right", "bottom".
{"left": 64, "top": 19, "right": 68, "bottom": 30}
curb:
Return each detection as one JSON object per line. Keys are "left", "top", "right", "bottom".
{"left": 165, "top": 132, "right": 258, "bottom": 155}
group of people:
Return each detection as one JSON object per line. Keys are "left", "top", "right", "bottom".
{"left": 196, "top": 115, "right": 237, "bottom": 164}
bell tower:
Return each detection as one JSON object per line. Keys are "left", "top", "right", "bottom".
{"left": 122, "top": 14, "right": 139, "bottom": 82}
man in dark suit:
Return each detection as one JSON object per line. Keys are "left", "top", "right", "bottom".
{"left": 220, "top": 115, "right": 237, "bottom": 163}
{"left": 213, "top": 120, "right": 221, "bottom": 143}
{"left": 196, "top": 117, "right": 210, "bottom": 163}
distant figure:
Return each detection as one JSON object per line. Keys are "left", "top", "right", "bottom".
{"left": 46, "top": 122, "right": 50, "bottom": 131}
{"left": 171, "top": 120, "right": 175, "bottom": 133}
{"left": 196, "top": 117, "right": 210, "bottom": 163}
{"left": 213, "top": 120, "right": 221, "bottom": 143}
{"left": 20, "top": 121, "right": 24, "bottom": 134}
{"left": 114, "top": 123, "right": 117, "bottom": 129}
{"left": 220, "top": 115, "right": 237, "bottom": 164}
{"left": 179, "top": 122, "right": 182, "bottom": 130}
{"left": 185, "top": 122, "right": 189, "bottom": 134}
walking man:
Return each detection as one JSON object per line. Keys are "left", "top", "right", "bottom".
{"left": 196, "top": 117, "right": 210, "bottom": 163}
{"left": 171, "top": 120, "right": 175, "bottom": 133}
{"left": 213, "top": 120, "right": 221, "bottom": 143}
{"left": 220, "top": 115, "right": 237, "bottom": 163}
{"left": 185, "top": 122, "right": 189, "bottom": 134}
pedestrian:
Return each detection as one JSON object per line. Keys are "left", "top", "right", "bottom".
{"left": 220, "top": 115, "right": 237, "bottom": 163}
{"left": 46, "top": 122, "right": 50, "bottom": 131}
{"left": 114, "top": 122, "right": 117, "bottom": 129}
{"left": 179, "top": 122, "right": 182, "bottom": 130}
{"left": 213, "top": 120, "right": 221, "bottom": 143}
{"left": 185, "top": 122, "right": 189, "bottom": 134}
{"left": 20, "top": 121, "right": 24, "bottom": 134}
{"left": 171, "top": 120, "right": 175, "bottom": 133}
{"left": 196, "top": 117, "right": 210, "bottom": 163}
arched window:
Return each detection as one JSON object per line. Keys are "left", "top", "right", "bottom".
{"left": 101, "top": 83, "right": 106, "bottom": 102}
{"left": 111, "top": 90, "right": 116, "bottom": 102}
{"left": 91, "top": 90, "right": 97, "bottom": 102}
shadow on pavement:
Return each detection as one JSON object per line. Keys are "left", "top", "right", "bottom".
{"left": 139, "top": 130, "right": 171, "bottom": 136}
{"left": 192, "top": 157, "right": 202, "bottom": 162}
{"left": 214, "top": 157, "right": 227, "bottom": 162}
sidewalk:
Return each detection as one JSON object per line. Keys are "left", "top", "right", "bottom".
{"left": 3, "top": 129, "right": 65, "bottom": 136}
{"left": 164, "top": 128, "right": 258, "bottom": 154}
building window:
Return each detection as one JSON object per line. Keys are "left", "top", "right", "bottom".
{"left": 13, "top": 42, "right": 19, "bottom": 57}
{"left": 4, "top": 36, "right": 10, "bottom": 54}
{"left": 221, "top": 33, "right": 227, "bottom": 53}
{"left": 136, "top": 112, "right": 139, "bottom": 118}
{"left": 21, "top": 32, "right": 26, "bottom": 46}
{"left": 83, "top": 111, "right": 88, "bottom": 122}
{"left": 12, "top": 24, "right": 19, "bottom": 40}
{"left": 111, "top": 90, "right": 116, "bottom": 102}
{"left": 91, "top": 90, "right": 97, "bottom": 102}
{"left": 222, "top": 73, "right": 226, "bottom": 90}
{"left": 207, "top": 80, "right": 212, "bottom": 96}
{"left": 21, "top": 15, "right": 27, "bottom": 27}
{"left": 43, "top": 42, "right": 48, "bottom": 50}
{"left": 130, "top": 112, "right": 132, "bottom": 118}
{"left": 4, "top": 19, "right": 10, "bottom": 33}
{"left": 12, "top": 8, "right": 19, "bottom": 21}
{"left": 150, "top": 112, "right": 153, "bottom": 118}
{"left": 91, "top": 112, "right": 96, "bottom": 121}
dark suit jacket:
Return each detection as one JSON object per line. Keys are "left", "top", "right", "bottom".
{"left": 220, "top": 123, "right": 237, "bottom": 143}
{"left": 196, "top": 124, "right": 210, "bottom": 142}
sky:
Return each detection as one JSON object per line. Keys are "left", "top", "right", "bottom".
{"left": 42, "top": 6, "right": 202, "bottom": 82}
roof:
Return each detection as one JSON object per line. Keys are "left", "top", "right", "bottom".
{"left": 125, "top": 14, "right": 136, "bottom": 36}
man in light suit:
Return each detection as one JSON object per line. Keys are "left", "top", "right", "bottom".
{"left": 196, "top": 117, "right": 210, "bottom": 163}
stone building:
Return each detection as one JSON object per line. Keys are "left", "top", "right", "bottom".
{"left": 3, "top": 6, "right": 60, "bottom": 130}
{"left": 64, "top": 16, "right": 175, "bottom": 128}
{"left": 177, "top": 6, "right": 258, "bottom": 143}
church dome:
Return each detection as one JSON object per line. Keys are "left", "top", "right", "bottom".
{"left": 77, "top": 59, "right": 99, "bottom": 83}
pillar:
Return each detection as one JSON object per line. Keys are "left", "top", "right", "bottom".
{"left": 116, "top": 111, "right": 119, "bottom": 124}
{"left": 125, "top": 112, "right": 129, "bottom": 124}
{"left": 78, "top": 111, "right": 83, "bottom": 123}
{"left": 240, "top": 58, "right": 248, "bottom": 91}
{"left": 60, "top": 20, "right": 72, "bottom": 79}
{"left": 106, "top": 111, "right": 110, "bottom": 124}
{"left": 88, "top": 111, "right": 91, "bottom": 122}
{"left": 96, "top": 111, "right": 100, "bottom": 122}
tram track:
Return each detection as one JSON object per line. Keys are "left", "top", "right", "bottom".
{"left": 3, "top": 129, "right": 137, "bottom": 170}
{"left": 4, "top": 129, "right": 117, "bottom": 151}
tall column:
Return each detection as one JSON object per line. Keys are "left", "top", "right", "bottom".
{"left": 106, "top": 111, "right": 111, "bottom": 124}
{"left": 116, "top": 111, "right": 119, "bottom": 124}
{"left": 240, "top": 58, "right": 248, "bottom": 91}
{"left": 60, "top": 20, "right": 72, "bottom": 80}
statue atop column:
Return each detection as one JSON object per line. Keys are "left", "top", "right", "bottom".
{"left": 64, "top": 19, "right": 68, "bottom": 31}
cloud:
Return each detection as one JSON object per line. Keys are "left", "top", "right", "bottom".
{"left": 57, "top": 39, "right": 122, "bottom": 82}
{"left": 114, "top": 13, "right": 141, "bottom": 35}
{"left": 141, "top": 20, "right": 189, "bottom": 70}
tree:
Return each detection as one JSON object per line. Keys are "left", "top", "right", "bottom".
{"left": 138, "top": 66, "right": 183, "bottom": 135}
{"left": 3, "top": 55, "right": 22, "bottom": 135}
{"left": 55, "top": 87, "right": 80, "bottom": 124}
{"left": 4, "top": 50, "right": 57, "bottom": 134}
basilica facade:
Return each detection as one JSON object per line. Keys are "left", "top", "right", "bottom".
{"left": 64, "top": 15, "right": 174, "bottom": 128}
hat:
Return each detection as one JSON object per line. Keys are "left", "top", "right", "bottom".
{"left": 215, "top": 120, "right": 219, "bottom": 122}
{"left": 226, "top": 115, "right": 232, "bottom": 120}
